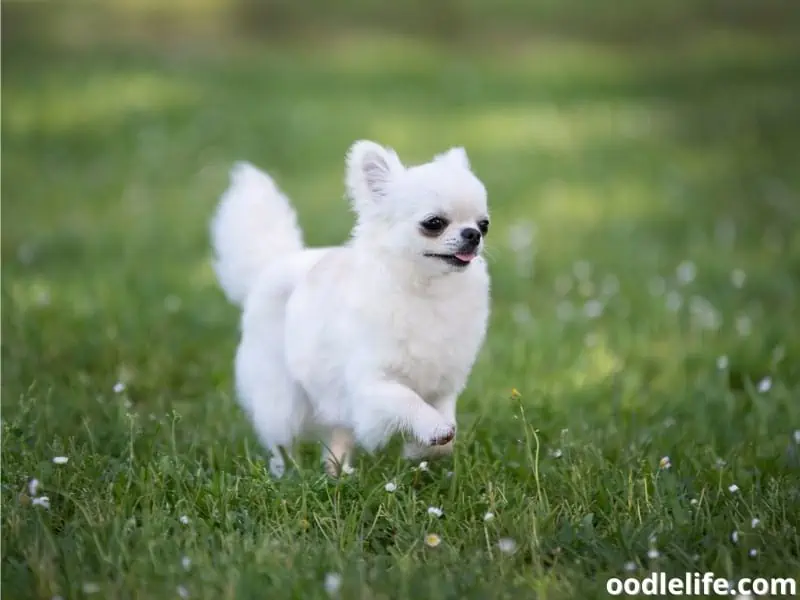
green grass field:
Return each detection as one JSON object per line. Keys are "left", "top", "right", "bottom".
{"left": 3, "top": 3, "right": 800, "bottom": 598}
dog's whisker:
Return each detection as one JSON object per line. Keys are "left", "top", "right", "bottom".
{"left": 481, "top": 246, "right": 499, "bottom": 264}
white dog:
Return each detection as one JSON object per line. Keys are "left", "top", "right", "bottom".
{"left": 210, "top": 140, "right": 491, "bottom": 477}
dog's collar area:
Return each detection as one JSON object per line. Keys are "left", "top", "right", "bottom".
{"left": 424, "top": 253, "right": 473, "bottom": 268}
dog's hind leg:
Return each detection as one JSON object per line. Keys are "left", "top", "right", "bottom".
{"left": 321, "top": 427, "right": 355, "bottom": 477}
{"left": 243, "top": 383, "right": 306, "bottom": 479}
{"left": 266, "top": 443, "right": 291, "bottom": 479}
{"left": 234, "top": 334, "right": 307, "bottom": 479}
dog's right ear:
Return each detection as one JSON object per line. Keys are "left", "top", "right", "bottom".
{"left": 345, "top": 140, "right": 404, "bottom": 209}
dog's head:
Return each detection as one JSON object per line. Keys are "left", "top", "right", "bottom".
{"left": 345, "top": 140, "right": 489, "bottom": 275}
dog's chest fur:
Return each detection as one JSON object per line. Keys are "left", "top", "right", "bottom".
{"left": 376, "top": 271, "right": 489, "bottom": 402}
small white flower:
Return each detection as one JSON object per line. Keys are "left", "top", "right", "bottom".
{"left": 731, "top": 269, "right": 746, "bottom": 288}
{"left": 549, "top": 448, "right": 563, "bottom": 459}
{"left": 181, "top": 556, "right": 191, "bottom": 570}
{"left": 179, "top": 515, "right": 190, "bottom": 525}
{"left": 32, "top": 496, "right": 51, "bottom": 509}
{"left": 573, "top": 260, "right": 591, "bottom": 281}
{"left": 647, "top": 548, "right": 660, "bottom": 560}
{"left": 35, "top": 289, "right": 51, "bottom": 306}
{"left": 715, "top": 457, "right": 727, "bottom": 469}
{"left": 17, "top": 242, "right": 36, "bottom": 265}
{"left": 324, "top": 572, "right": 342, "bottom": 596}
{"left": 748, "top": 548, "right": 758, "bottom": 558}
{"left": 445, "top": 470, "right": 454, "bottom": 478}
{"left": 601, "top": 274, "right": 620, "bottom": 297}
{"left": 659, "top": 456, "right": 671, "bottom": 470}
{"left": 418, "top": 461, "right": 429, "bottom": 472}
{"left": 773, "top": 345, "right": 786, "bottom": 364}
{"left": 623, "top": 561, "right": 637, "bottom": 572}
{"left": 113, "top": 381, "right": 126, "bottom": 394}
{"left": 794, "top": 430, "right": 800, "bottom": 444}
{"left": 666, "top": 291, "right": 683, "bottom": 312}
{"left": 663, "top": 417, "right": 676, "bottom": 428}
{"left": 483, "top": 512, "right": 495, "bottom": 522}
{"left": 728, "top": 484, "right": 740, "bottom": 493}
{"left": 340, "top": 464, "right": 355, "bottom": 475}
{"left": 736, "top": 314, "right": 752, "bottom": 336}
{"left": 690, "top": 498, "right": 698, "bottom": 506}
{"left": 717, "top": 355, "right": 729, "bottom": 370}
{"left": 555, "top": 275, "right": 573, "bottom": 296}
{"left": 82, "top": 583, "right": 100, "bottom": 595}
{"left": 384, "top": 482, "right": 397, "bottom": 493}
{"left": 52, "top": 456, "right": 69, "bottom": 465}
{"left": 751, "top": 518, "right": 760, "bottom": 529}
{"left": 177, "top": 585, "right": 189, "bottom": 599}
{"left": 497, "top": 538, "right": 517, "bottom": 554}
{"left": 689, "top": 295, "right": 721, "bottom": 330}
{"left": 731, "top": 530, "right": 739, "bottom": 544}
{"left": 676, "top": 260, "right": 696, "bottom": 285}
{"left": 164, "top": 295, "right": 182, "bottom": 313}
{"left": 28, "top": 478, "right": 40, "bottom": 497}
{"left": 427, "top": 506, "right": 443, "bottom": 518}
{"left": 583, "top": 300, "right": 603, "bottom": 319}
{"left": 424, "top": 533, "right": 442, "bottom": 548}
{"left": 757, "top": 377, "right": 772, "bottom": 393}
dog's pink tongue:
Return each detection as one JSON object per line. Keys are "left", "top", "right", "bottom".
{"left": 455, "top": 252, "right": 476, "bottom": 263}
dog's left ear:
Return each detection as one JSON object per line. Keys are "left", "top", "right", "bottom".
{"left": 435, "top": 147, "right": 470, "bottom": 170}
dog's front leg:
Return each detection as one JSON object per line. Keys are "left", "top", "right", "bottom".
{"left": 352, "top": 381, "right": 455, "bottom": 452}
{"left": 403, "top": 394, "right": 456, "bottom": 460}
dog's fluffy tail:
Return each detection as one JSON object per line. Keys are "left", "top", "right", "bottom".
{"left": 210, "top": 162, "right": 304, "bottom": 307}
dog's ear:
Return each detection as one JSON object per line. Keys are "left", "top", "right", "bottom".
{"left": 435, "top": 146, "right": 470, "bottom": 170}
{"left": 345, "top": 140, "right": 404, "bottom": 207}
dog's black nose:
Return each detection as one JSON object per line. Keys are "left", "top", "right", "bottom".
{"left": 461, "top": 227, "right": 481, "bottom": 244}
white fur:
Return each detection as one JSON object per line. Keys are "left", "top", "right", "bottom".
{"left": 210, "top": 141, "right": 491, "bottom": 477}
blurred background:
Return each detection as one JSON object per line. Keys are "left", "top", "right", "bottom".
{"left": 4, "top": 0, "right": 800, "bottom": 378}
{"left": 3, "top": 2, "right": 800, "bottom": 597}
{"left": 4, "top": 0, "right": 800, "bottom": 412}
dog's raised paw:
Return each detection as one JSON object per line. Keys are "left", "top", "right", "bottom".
{"left": 429, "top": 424, "right": 455, "bottom": 446}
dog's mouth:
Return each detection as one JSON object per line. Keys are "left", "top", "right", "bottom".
{"left": 424, "top": 251, "right": 477, "bottom": 268}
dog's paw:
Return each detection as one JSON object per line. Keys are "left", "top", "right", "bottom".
{"left": 425, "top": 423, "right": 455, "bottom": 447}
{"left": 403, "top": 440, "right": 454, "bottom": 459}
{"left": 269, "top": 456, "right": 286, "bottom": 479}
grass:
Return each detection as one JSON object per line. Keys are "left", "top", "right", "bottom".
{"left": 3, "top": 4, "right": 800, "bottom": 598}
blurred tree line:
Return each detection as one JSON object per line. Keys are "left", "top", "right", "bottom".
{"left": 3, "top": 0, "right": 799, "bottom": 50}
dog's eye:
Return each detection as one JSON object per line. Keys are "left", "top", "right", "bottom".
{"left": 420, "top": 217, "right": 449, "bottom": 234}
{"left": 478, "top": 219, "right": 490, "bottom": 235}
